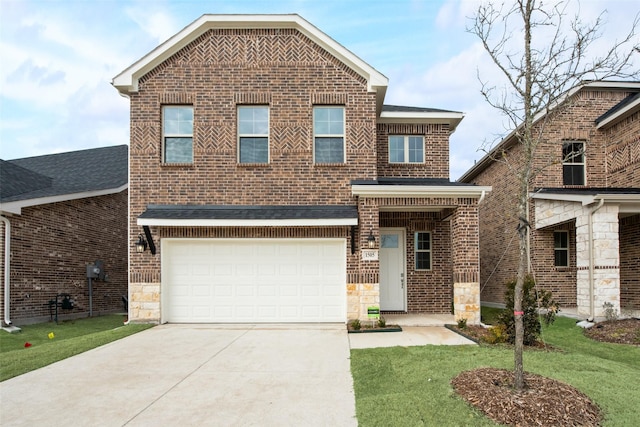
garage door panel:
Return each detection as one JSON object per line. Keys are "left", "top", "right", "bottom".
{"left": 163, "top": 239, "right": 345, "bottom": 323}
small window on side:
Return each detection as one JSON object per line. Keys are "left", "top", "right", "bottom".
{"left": 415, "top": 232, "right": 432, "bottom": 270}
{"left": 554, "top": 231, "right": 569, "bottom": 267}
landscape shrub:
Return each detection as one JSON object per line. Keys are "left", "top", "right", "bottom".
{"left": 496, "top": 275, "right": 559, "bottom": 345}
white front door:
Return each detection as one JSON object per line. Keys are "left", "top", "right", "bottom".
{"left": 379, "top": 228, "right": 406, "bottom": 311}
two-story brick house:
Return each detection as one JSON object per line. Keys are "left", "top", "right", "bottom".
{"left": 459, "top": 81, "right": 640, "bottom": 320}
{"left": 113, "top": 14, "right": 490, "bottom": 324}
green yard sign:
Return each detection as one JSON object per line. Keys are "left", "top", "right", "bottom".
{"left": 367, "top": 306, "right": 380, "bottom": 319}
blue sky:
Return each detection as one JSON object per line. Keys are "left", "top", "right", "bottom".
{"left": 0, "top": 0, "right": 638, "bottom": 179}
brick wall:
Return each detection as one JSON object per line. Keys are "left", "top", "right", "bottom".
{"left": 128, "top": 28, "right": 378, "bottom": 278}
{"left": 0, "top": 191, "right": 128, "bottom": 324}
{"left": 376, "top": 123, "right": 450, "bottom": 178}
{"left": 620, "top": 214, "right": 640, "bottom": 311}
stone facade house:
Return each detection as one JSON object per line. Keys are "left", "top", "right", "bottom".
{"left": 459, "top": 81, "right": 640, "bottom": 320}
{"left": 1, "top": 145, "right": 128, "bottom": 326}
{"left": 112, "top": 14, "right": 490, "bottom": 325}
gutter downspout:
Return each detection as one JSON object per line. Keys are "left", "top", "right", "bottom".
{"left": 1, "top": 215, "right": 14, "bottom": 327}
{"left": 588, "top": 199, "right": 605, "bottom": 320}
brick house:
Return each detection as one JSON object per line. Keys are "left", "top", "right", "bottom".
{"left": 112, "top": 14, "right": 490, "bottom": 325}
{"left": 0, "top": 145, "right": 129, "bottom": 326}
{"left": 459, "top": 81, "right": 640, "bottom": 320}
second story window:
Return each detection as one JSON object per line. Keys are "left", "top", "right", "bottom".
{"left": 562, "top": 141, "right": 585, "bottom": 185}
{"left": 163, "top": 105, "right": 193, "bottom": 163}
{"left": 314, "top": 106, "right": 345, "bottom": 163}
{"left": 554, "top": 231, "right": 569, "bottom": 267}
{"left": 389, "top": 136, "right": 424, "bottom": 163}
{"left": 238, "top": 106, "right": 269, "bottom": 164}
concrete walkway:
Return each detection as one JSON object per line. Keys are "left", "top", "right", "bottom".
{"left": 0, "top": 324, "right": 357, "bottom": 427}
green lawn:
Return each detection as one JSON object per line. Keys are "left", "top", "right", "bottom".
{"left": 0, "top": 314, "right": 153, "bottom": 382}
{"left": 351, "top": 316, "right": 640, "bottom": 426}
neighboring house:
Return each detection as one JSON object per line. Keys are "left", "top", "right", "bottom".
{"left": 0, "top": 145, "right": 128, "bottom": 326}
{"left": 112, "top": 14, "right": 490, "bottom": 325}
{"left": 459, "top": 81, "right": 640, "bottom": 320}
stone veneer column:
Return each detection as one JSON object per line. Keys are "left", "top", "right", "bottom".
{"left": 575, "top": 204, "right": 620, "bottom": 319}
{"left": 129, "top": 282, "right": 161, "bottom": 322}
{"left": 451, "top": 204, "right": 481, "bottom": 324}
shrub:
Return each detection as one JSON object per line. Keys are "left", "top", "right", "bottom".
{"left": 377, "top": 317, "right": 386, "bottom": 328}
{"left": 602, "top": 302, "right": 618, "bottom": 321}
{"left": 496, "top": 275, "right": 559, "bottom": 346}
{"left": 457, "top": 318, "right": 468, "bottom": 329}
{"left": 484, "top": 324, "right": 508, "bottom": 344}
{"left": 350, "top": 319, "right": 361, "bottom": 330}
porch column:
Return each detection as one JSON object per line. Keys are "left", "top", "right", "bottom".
{"left": 576, "top": 204, "right": 620, "bottom": 319}
{"left": 347, "top": 198, "right": 380, "bottom": 321}
{"left": 451, "top": 204, "right": 481, "bottom": 325}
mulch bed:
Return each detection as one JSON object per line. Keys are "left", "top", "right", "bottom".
{"left": 452, "top": 367, "right": 602, "bottom": 427}
{"left": 583, "top": 318, "right": 640, "bottom": 345}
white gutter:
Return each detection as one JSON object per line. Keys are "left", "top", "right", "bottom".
{"left": 1, "top": 216, "right": 12, "bottom": 326}
{"left": 588, "top": 199, "right": 605, "bottom": 320}
{"left": 352, "top": 185, "right": 492, "bottom": 198}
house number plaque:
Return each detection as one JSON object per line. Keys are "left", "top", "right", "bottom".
{"left": 361, "top": 249, "right": 378, "bottom": 261}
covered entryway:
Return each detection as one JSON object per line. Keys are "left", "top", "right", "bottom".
{"left": 379, "top": 228, "right": 406, "bottom": 311}
{"left": 162, "top": 239, "right": 346, "bottom": 323}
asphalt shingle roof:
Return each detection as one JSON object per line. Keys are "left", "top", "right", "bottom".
{"left": 139, "top": 205, "right": 358, "bottom": 220}
{"left": 351, "top": 177, "right": 474, "bottom": 186}
{"left": 382, "top": 104, "right": 462, "bottom": 114}
{"left": 0, "top": 145, "right": 128, "bottom": 203}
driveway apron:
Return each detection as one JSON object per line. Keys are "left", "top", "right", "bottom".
{"left": 0, "top": 324, "right": 357, "bottom": 427}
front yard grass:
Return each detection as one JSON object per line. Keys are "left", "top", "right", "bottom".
{"left": 351, "top": 316, "right": 640, "bottom": 426}
{"left": 0, "top": 314, "right": 153, "bottom": 382}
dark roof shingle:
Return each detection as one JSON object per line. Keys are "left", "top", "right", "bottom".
{"left": 1, "top": 145, "right": 128, "bottom": 203}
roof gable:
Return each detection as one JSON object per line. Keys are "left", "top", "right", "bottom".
{"left": 113, "top": 14, "right": 388, "bottom": 111}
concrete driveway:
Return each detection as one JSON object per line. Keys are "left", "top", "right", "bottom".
{"left": 0, "top": 324, "right": 357, "bottom": 427}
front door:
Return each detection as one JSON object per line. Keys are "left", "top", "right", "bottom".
{"left": 379, "top": 228, "right": 406, "bottom": 311}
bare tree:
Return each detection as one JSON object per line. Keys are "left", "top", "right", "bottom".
{"left": 469, "top": 0, "right": 639, "bottom": 390}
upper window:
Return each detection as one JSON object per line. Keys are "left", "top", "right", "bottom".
{"left": 389, "top": 136, "right": 424, "bottom": 163}
{"left": 562, "top": 141, "right": 585, "bottom": 186}
{"left": 313, "top": 106, "right": 345, "bottom": 163}
{"left": 415, "top": 232, "right": 432, "bottom": 270}
{"left": 163, "top": 106, "right": 193, "bottom": 163}
{"left": 238, "top": 106, "right": 269, "bottom": 164}
{"left": 554, "top": 231, "right": 569, "bottom": 267}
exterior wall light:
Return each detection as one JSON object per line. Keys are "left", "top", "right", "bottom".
{"left": 367, "top": 229, "right": 376, "bottom": 249}
{"left": 135, "top": 234, "right": 148, "bottom": 253}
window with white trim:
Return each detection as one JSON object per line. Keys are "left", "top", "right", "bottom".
{"left": 389, "top": 135, "right": 424, "bottom": 163}
{"left": 415, "top": 232, "right": 432, "bottom": 270}
{"left": 554, "top": 231, "right": 569, "bottom": 267}
{"left": 238, "top": 106, "right": 269, "bottom": 164}
{"left": 313, "top": 106, "right": 345, "bottom": 163}
{"left": 163, "top": 105, "right": 193, "bottom": 163}
{"left": 562, "top": 141, "right": 585, "bottom": 185}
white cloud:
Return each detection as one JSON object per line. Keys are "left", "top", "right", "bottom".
{"left": 125, "top": 8, "right": 181, "bottom": 45}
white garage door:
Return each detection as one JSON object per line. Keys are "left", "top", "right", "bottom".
{"left": 162, "top": 239, "right": 346, "bottom": 323}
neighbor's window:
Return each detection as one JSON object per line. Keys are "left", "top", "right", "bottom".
{"left": 562, "top": 141, "right": 585, "bottom": 185}
{"left": 389, "top": 136, "right": 424, "bottom": 163}
{"left": 415, "top": 232, "right": 432, "bottom": 270}
{"left": 238, "top": 106, "right": 269, "bottom": 163}
{"left": 313, "top": 106, "right": 345, "bottom": 163}
{"left": 554, "top": 231, "right": 569, "bottom": 267}
{"left": 163, "top": 105, "right": 194, "bottom": 163}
